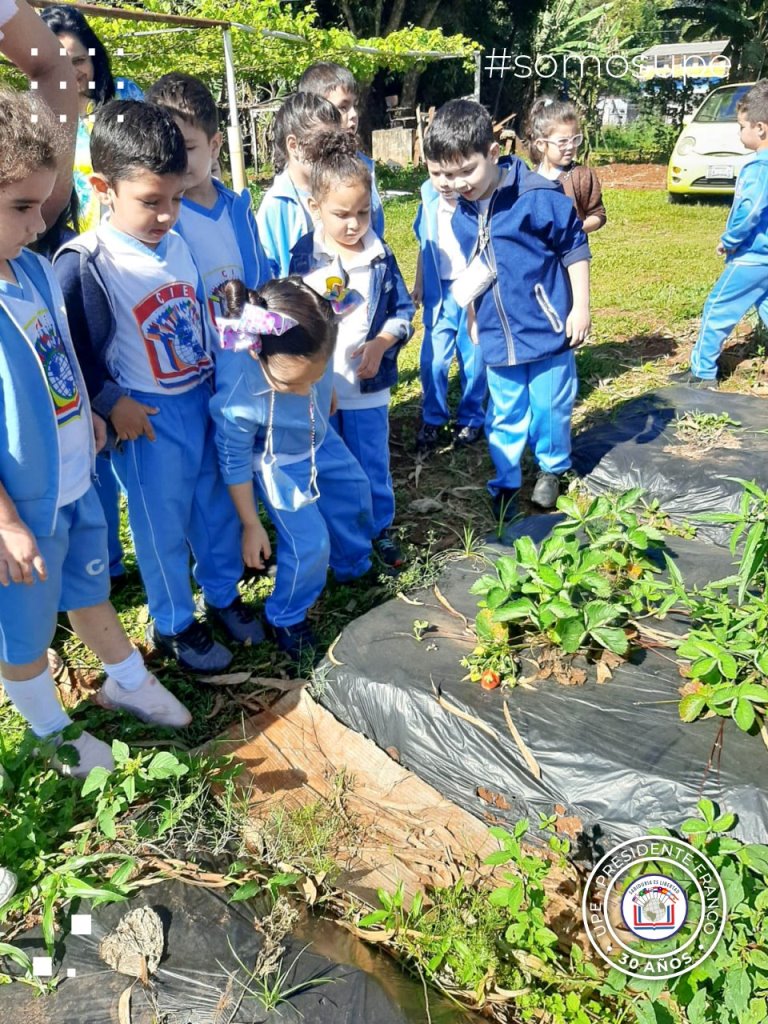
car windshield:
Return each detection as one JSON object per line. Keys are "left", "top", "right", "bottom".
{"left": 693, "top": 86, "right": 753, "bottom": 123}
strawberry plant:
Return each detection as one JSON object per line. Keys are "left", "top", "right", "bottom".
{"left": 469, "top": 489, "right": 672, "bottom": 671}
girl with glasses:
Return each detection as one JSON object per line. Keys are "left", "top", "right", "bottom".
{"left": 526, "top": 98, "right": 606, "bottom": 235}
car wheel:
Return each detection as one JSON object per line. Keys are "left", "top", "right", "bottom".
{"left": 667, "top": 192, "right": 688, "bottom": 204}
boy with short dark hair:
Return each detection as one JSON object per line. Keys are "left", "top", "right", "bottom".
{"left": 145, "top": 72, "right": 271, "bottom": 316}
{"left": 298, "top": 61, "right": 385, "bottom": 238}
{"left": 673, "top": 80, "right": 768, "bottom": 388}
{"left": 54, "top": 100, "right": 264, "bottom": 673}
{"left": 423, "top": 99, "right": 591, "bottom": 514}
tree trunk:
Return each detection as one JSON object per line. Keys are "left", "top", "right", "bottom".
{"left": 395, "top": 0, "right": 443, "bottom": 109}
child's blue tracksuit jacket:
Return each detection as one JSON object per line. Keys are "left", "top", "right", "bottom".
{"left": 0, "top": 248, "right": 96, "bottom": 537}
{"left": 450, "top": 157, "right": 590, "bottom": 495}
{"left": 53, "top": 232, "right": 243, "bottom": 635}
{"left": 176, "top": 177, "right": 272, "bottom": 289}
{"left": 256, "top": 163, "right": 385, "bottom": 279}
{"left": 288, "top": 229, "right": 415, "bottom": 393}
{"left": 211, "top": 354, "right": 374, "bottom": 627}
{"left": 451, "top": 155, "right": 590, "bottom": 367}
{"left": 288, "top": 228, "right": 413, "bottom": 535}
{"left": 413, "top": 179, "right": 486, "bottom": 429}
{"left": 690, "top": 150, "right": 768, "bottom": 379}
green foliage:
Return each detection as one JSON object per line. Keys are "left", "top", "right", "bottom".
{"left": 470, "top": 488, "right": 671, "bottom": 671}
{"left": 592, "top": 116, "right": 681, "bottom": 164}
{"left": 672, "top": 480, "right": 768, "bottom": 734}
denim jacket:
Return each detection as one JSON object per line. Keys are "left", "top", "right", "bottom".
{"left": 289, "top": 229, "right": 414, "bottom": 393}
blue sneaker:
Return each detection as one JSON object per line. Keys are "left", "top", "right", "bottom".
{"left": 205, "top": 595, "right": 265, "bottom": 646}
{"left": 270, "top": 619, "right": 318, "bottom": 660}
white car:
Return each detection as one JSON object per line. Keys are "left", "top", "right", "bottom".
{"left": 667, "top": 83, "right": 755, "bottom": 201}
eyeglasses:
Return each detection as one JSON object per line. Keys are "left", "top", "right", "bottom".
{"left": 541, "top": 133, "right": 583, "bottom": 149}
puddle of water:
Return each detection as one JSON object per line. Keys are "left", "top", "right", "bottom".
{"left": 292, "top": 907, "right": 481, "bottom": 1024}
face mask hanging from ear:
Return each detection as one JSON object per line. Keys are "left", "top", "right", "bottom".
{"left": 259, "top": 389, "right": 320, "bottom": 512}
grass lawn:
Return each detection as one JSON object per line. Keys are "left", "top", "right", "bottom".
{"left": 2, "top": 181, "right": 762, "bottom": 1008}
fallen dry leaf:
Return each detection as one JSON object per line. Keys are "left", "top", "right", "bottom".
{"left": 477, "top": 786, "right": 511, "bottom": 811}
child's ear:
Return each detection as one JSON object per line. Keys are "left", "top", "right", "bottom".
{"left": 286, "top": 134, "right": 300, "bottom": 158}
{"left": 489, "top": 141, "right": 500, "bottom": 163}
{"left": 307, "top": 196, "right": 321, "bottom": 221}
{"left": 89, "top": 173, "right": 113, "bottom": 206}
{"left": 210, "top": 131, "right": 223, "bottom": 161}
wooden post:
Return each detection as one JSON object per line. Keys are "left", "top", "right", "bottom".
{"left": 222, "top": 28, "right": 247, "bottom": 192}
{"left": 474, "top": 51, "right": 482, "bottom": 103}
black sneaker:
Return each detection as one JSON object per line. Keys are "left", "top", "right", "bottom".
{"left": 415, "top": 421, "right": 442, "bottom": 454}
{"left": 147, "top": 619, "right": 233, "bottom": 674}
{"left": 491, "top": 488, "right": 519, "bottom": 524}
{"left": 205, "top": 595, "right": 266, "bottom": 646}
{"left": 669, "top": 370, "right": 719, "bottom": 390}
{"left": 374, "top": 529, "right": 405, "bottom": 568}
{"left": 531, "top": 471, "right": 562, "bottom": 510}
{"left": 452, "top": 424, "right": 484, "bottom": 448}
{"left": 270, "top": 618, "right": 318, "bottom": 660}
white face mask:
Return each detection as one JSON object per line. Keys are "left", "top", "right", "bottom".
{"left": 259, "top": 388, "right": 320, "bottom": 511}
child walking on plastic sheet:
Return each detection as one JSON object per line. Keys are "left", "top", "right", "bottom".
{"left": 423, "top": 99, "right": 591, "bottom": 516}
{"left": 673, "top": 80, "right": 768, "bottom": 389}
{"left": 289, "top": 131, "right": 414, "bottom": 569}
{"left": 297, "top": 60, "right": 386, "bottom": 238}
{"left": 0, "top": 90, "right": 191, "bottom": 782}
{"left": 54, "top": 100, "right": 265, "bottom": 676}
{"left": 255, "top": 93, "right": 342, "bottom": 278}
{"left": 210, "top": 277, "right": 375, "bottom": 661}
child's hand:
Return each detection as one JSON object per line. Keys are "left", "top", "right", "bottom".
{"left": 92, "top": 413, "right": 107, "bottom": 453}
{"left": 566, "top": 308, "right": 591, "bottom": 348}
{"left": 110, "top": 396, "right": 158, "bottom": 442}
{"left": 716, "top": 242, "right": 727, "bottom": 257}
{"left": 353, "top": 335, "right": 391, "bottom": 380}
{"left": 410, "top": 283, "right": 423, "bottom": 307}
{"left": 0, "top": 521, "right": 47, "bottom": 585}
{"left": 242, "top": 521, "right": 271, "bottom": 570}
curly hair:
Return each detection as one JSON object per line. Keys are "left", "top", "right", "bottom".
{"left": 0, "top": 88, "right": 64, "bottom": 187}
{"left": 304, "top": 129, "right": 370, "bottom": 203}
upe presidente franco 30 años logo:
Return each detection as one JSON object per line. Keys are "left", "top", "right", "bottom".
{"left": 582, "top": 835, "right": 727, "bottom": 980}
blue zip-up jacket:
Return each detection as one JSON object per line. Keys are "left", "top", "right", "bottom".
{"left": 721, "top": 150, "right": 768, "bottom": 260}
{"left": 413, "top": 179, "right": 452, "bottom": 328}
{"left": 255, "top": 162, "right": 385, "bottom": 279}
{"left": 176, "top": 177, "right": 271, "bottom": 289}
{"left": 289, "top": 229, "right": 414, "bottom": 394}
{"left": 452, "top": 156, "right": 591, "bottom": 367}
{"left": 0, "top": 249, "right": 96, "bottom": 536}
{"left": 53, "top": 229, "right": 218, "bottom": 420}
{"left": 211, "top": 352, "right": 334, "bottom": 486}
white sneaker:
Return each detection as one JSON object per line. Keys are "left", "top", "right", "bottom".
{"left": 98, "top": 674, "right": 192, "bottom": 729}
{"left": 0, "top": 866, "right": 18, "bottom": 907}
{"left": 52, "top": 730, "right": 115, "bottom": 779}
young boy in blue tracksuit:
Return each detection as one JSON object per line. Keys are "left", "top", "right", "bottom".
{"left": 673, "top": 81, "right": 768, "bottom": 388}
{"left": 54, "top": 100, "right": 265, "bottom": 675}
{"left": 0, "top": 90, "right": 190, "bottom": 779}
{"left": 423, "top": 100, "right": 591, "bottom": 515}
{"left": 145, "top": 73, "right": 271, "bottom": 316}
{"left": 290, "top": 131, "right": 414, "bottom": 567}
{"left": 412, "top": 177, "right": 487, "bottom": 453}
{"left": 256, "top": 93, "right": 343, "bottom": 278}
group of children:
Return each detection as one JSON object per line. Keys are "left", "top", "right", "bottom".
{"left": 4, "top": 51, "right": 766, "bottom": 777}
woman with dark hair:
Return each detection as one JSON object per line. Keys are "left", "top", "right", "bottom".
{"left": 40, "top": 4, "right": 143, "bottom": 233}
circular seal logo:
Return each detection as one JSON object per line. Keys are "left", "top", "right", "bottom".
{"left": 582, "top": 835, "right": 727, "bottom": 980}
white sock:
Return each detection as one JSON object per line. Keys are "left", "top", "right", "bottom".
{"left": 2, "top": 669, "right": 72, "bottom": 738}
{"left": 102, "top": 648, "right": 148, "bottom": 692}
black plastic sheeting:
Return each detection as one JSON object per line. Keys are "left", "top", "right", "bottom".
{"left": 571, "top": 386, "right": 768, "bottom": 546}
{"left": 320, "top": 515, "right": 768, "bottom": 854}
{"left": 2, "top": 880, "right": 472, "bottom": 1023}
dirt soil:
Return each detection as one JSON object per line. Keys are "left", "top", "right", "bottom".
{"left": 595, "top": 162, "right": 667, "bottom": 189}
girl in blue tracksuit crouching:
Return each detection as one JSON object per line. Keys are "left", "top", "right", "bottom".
{"left": 289, "top": 131, "right": 414, "bottom": 567}
{"left": 210, "top": 277, "right": 375, "bottom": 659}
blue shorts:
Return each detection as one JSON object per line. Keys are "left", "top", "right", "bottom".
{"left": 0, "top": 485, "right": 110, "bottom": 665}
